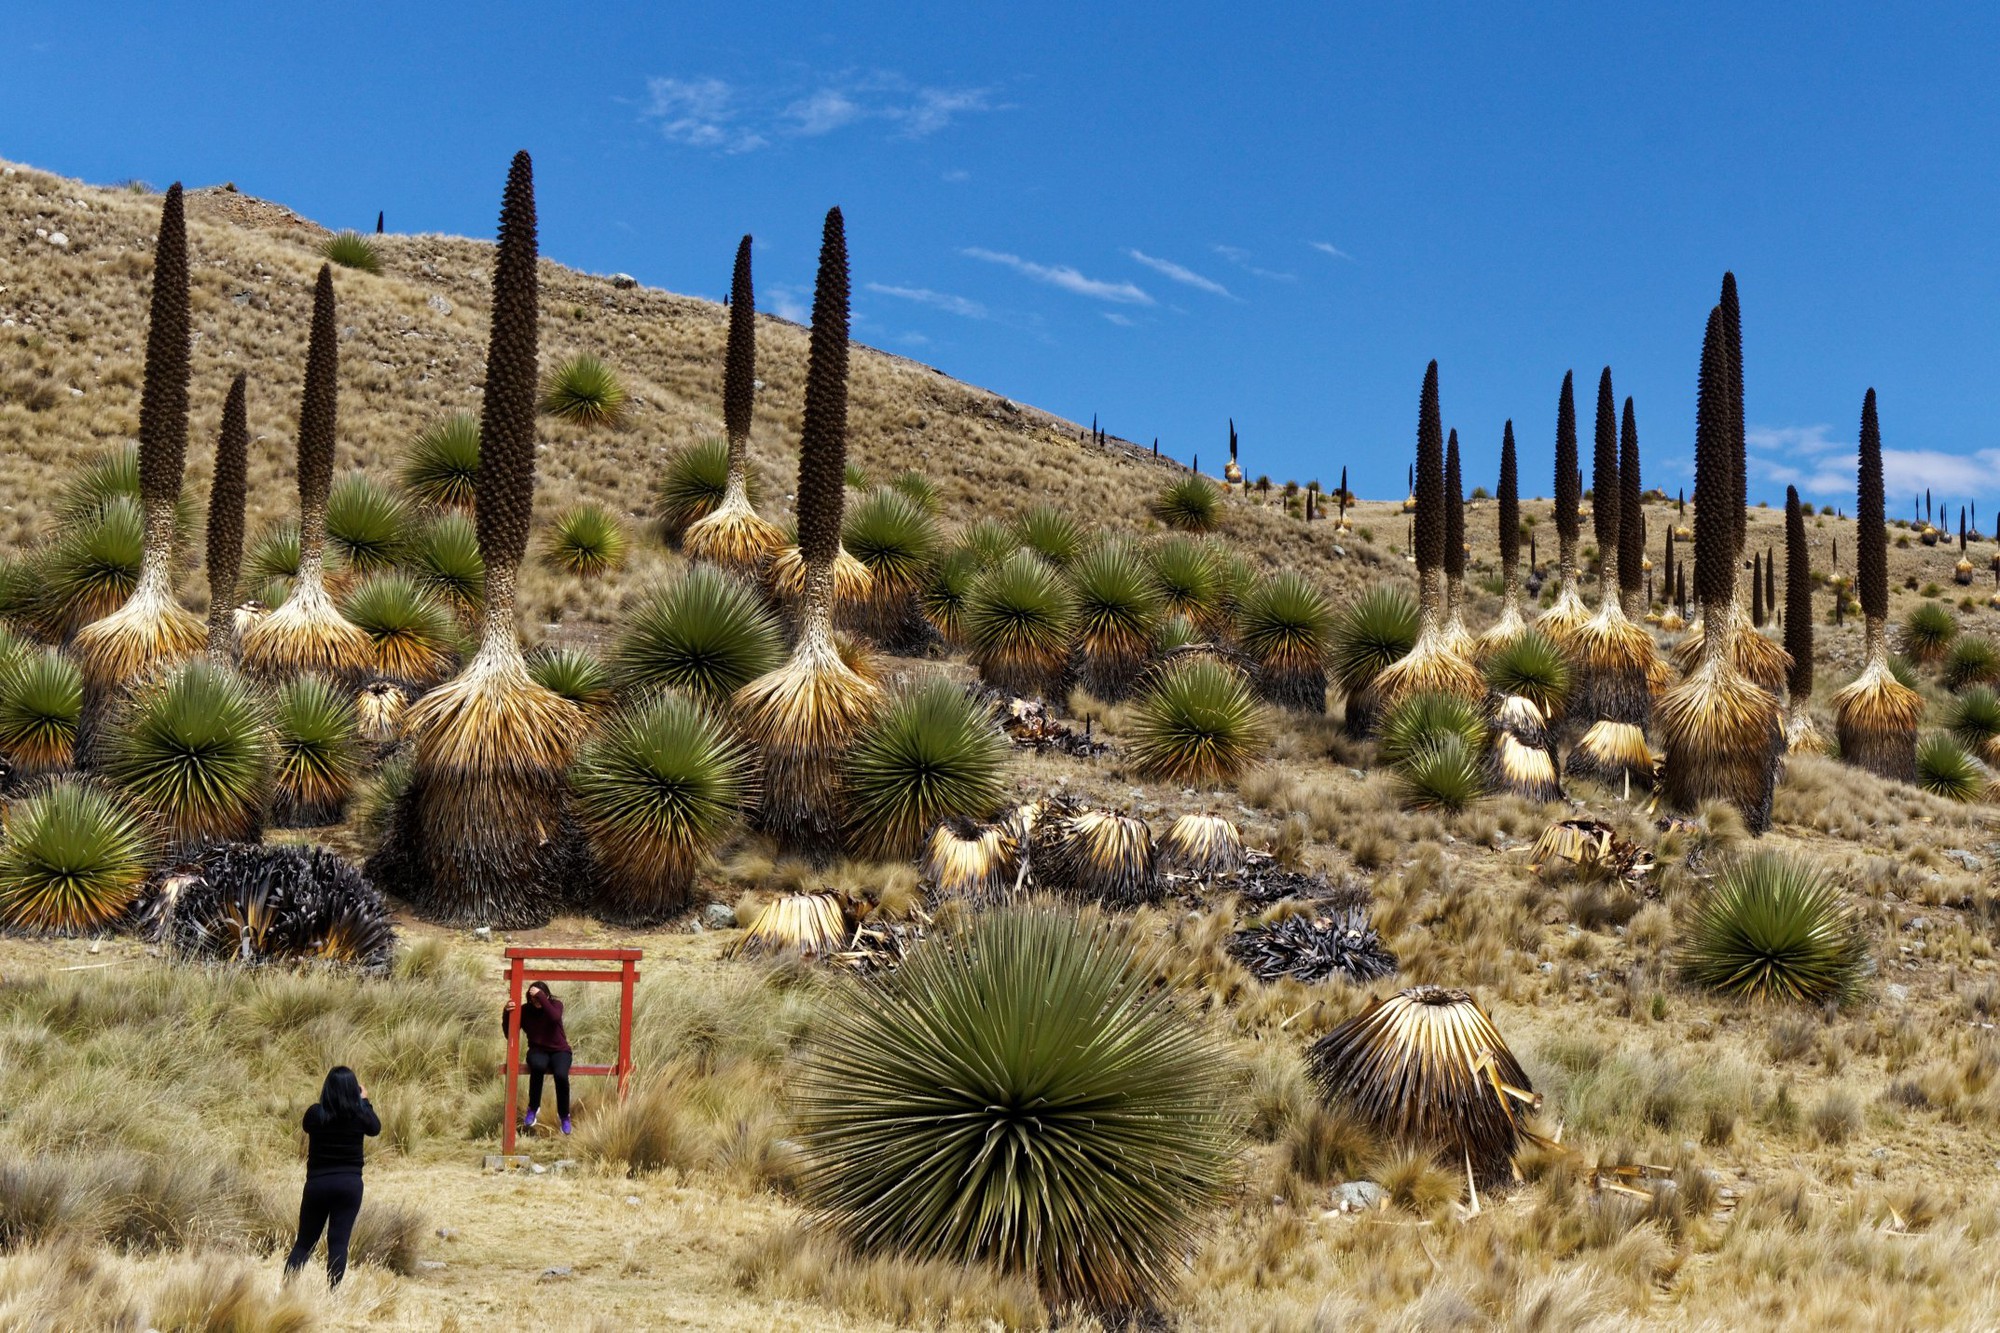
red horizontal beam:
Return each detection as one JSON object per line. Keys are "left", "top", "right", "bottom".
{"left": 506, "top": 1063, "right": 621, "bottom": 1077}
{"left": 505, "top": 947, "right": 644, "bottom": 961}
{"left": 512, "top": 969, "right": 638, "bottom": 984}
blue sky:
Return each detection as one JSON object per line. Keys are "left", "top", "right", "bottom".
{"left": 6, "top": 2, "right": 2000, "bottom": 509}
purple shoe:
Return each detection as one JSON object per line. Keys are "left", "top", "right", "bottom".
{"left": 524, "top": 1108, "right": 537, "bottom": 1129}
{"left": 561, "top": 1116, "right": 573, "bottom": 1136}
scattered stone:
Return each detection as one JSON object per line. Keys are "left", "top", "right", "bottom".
{"left": 1906, "top": 917, "right": 1928, "bottom": 933}
{"left": 1330, "top": 1181, "right": 1386, "bottom": 1213}
{"left": 539, "top": 1266, "right": 572, "bottom": 1281}
{"left": 1886, "top": 983, "right": 1910, "bottom": 1004}
{"left": 473, "top": 926, "right": 492, "bottom": 941}
{"left": 550, "top": 1159, "right": 577, "bottom": 1175}
{"left": 625, "top": 1196, "right": 641, "bottom": 1207}
{"left": 610, "top": 273, "right": 637, "bottom": 289}
{"left": 417, "top": 1260, "right": 447, "bottom": 1272}
{"left": 46, "top": 232, "right": 67, "bottom": 247}
{"left": 1946, "top": 849, "right": 1984, "bottom": 872}
{"left": 530, "top": 1163, "right": 547, "bottom": 1175}
{"left": 427, "top": 293, "right": 451, "bottom": 315}
{"left": 702, "top": 902, "right": 738, "bottom": 930}
{"left": 435, "top": 1228, "right": 459, "bottom": 1241}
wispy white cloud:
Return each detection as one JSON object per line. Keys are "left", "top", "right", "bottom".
{"left": 1126, "top": 249, "right": 1233, "bottom": 299}
{"left": 641, "top": 77, "right": 766, "bottom": 153}
{"left": 1747, "top": 423, "right": 2000, "bottom": 501}
{"left": 1101, "top": 312, "right": 1136, "bottom": 326}
{"left": 763, "top": 283, "right": 810, "bottom": 324}
{"left": 942, "top": 168, "right": 971, "bottom": 183}
{"left": 865, "top": 282, "right": 988, "bottom": 319}
{"left": 1211, "top": 243, "right": 1295, "bottom": 282}
{"left": 644, "top": 72, "right": 998, "bottom": 151}
{"left": 784, "top": 88, "right": 867, "bottom": 136}
{"left": 961, "top": 248, "right": 1154, "bottom": 305}
{"left": 1309, "top": 240, "right": 1354, "bottom": 260}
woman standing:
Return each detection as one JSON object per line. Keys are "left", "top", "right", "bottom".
{"left": 285, "top": 1066, "right": 380, "bottom": 1287}
{"left": 503, "top": 980, "right": 573, "bottom": 1134}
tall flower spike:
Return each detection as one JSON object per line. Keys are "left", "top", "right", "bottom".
{"left": 70, "top": 182, "right": 204, "bottom": 729}
{"left": 1618, "top": 397, "right": 1644, "bottom": 614}
{"left": 205, "top": 374, "right": 250, "bottom": 658}
{"left": 684, "top": 234, "right": 784, "bottom": 572}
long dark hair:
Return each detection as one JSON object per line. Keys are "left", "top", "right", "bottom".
{"left": 318, "top": 1066, "right": 365, "bottom": 1119}
{"left": 527, "top": 981, "right": 553, "bottom": 1004}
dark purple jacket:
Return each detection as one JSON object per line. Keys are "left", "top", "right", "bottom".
{"left": 502, "top": 994, "right": 570, "bottom": 1053}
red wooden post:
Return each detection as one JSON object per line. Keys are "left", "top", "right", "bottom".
{"left": 617, "top": 958, "right": 635, "bottom": 1100}
{"left": 501, "top": 955, "right": 525, "bottom": 1155}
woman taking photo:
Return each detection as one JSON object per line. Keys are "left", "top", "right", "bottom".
{"left": 285, "top": 1066, "right": 380, "bottom": 1287}
{"left": 502, "top": 980, "right": 572, "bottom": 1134}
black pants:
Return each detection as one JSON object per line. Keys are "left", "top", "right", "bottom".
{"left": 527, "top": 1048, "right": 572, "bottom": 1118}
{"left": 286, "top": 1174, "right": 363, "bottom": 1287}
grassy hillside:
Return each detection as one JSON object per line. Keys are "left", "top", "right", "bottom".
{"left": 7, "top": 156, "right": 2000, "bottom": 1332}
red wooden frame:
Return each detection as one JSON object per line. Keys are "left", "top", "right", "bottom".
{"left": 500, "top": 946, "right": 642, "bottom": 1154}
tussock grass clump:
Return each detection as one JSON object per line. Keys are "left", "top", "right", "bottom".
{"left": 401, "top": 413, "right": 482, "bottom": 510}
{"left": 539, "top": 501, "right": 629, "bottom": 579}
{"left": 1146, "top": 535, "right": 1225, "bottom": 638}
{"left": 1331, "top": 586, "right": 1418, "bottom": 738}
{"left": 1308, "top": 985, "right": 1534, "bottom": 1184}
{"left": 0, "top": 780, "right": 151, "bottom": 933}
{"left": 31, "top": 495, "right": 145, "bottom": 638}
{"left": 1944, "top": 635, "right": 2000, "bottom": 692}
{"left": 325, "top": 471, "right": 413, "bottom": 574}
{"left": 1150, "top": 474, "right": 1222, "bottom": 532}
{"left": 1069, "top": 540, "right": 1161, "bottom": 700}
{"left": 1239, "top": 570, "right": 1334, "bottom": 711}
{"left": 612, "top": 566, "right": 783, "bottom": 704}
{"left": 527, "top": 646, "right": 616, "bottom": 714}
{"left": 1903, "top": 602, "right": 1958, "bottom": 664}
{"left": 964, "top": 548, "right": 1076, "bottom": 697}
{"left": 734, "top": 1226, "right": 1049, "bottom": 1331}
{"left": 888, "top": 468, "right": 940, "bottom": 514}
{"left": 1678, "top": 852, "right": 1868, "bottom": 1005}
{"left": 321, "top": 228, "right": 383, "bottom": 273}
{"left": 842, "top": 487, "right": 939, "bottom": 644}
{"left": 957, "top": 517, "right": 1020, "bottom": 570}
{"left": 792, "top": 909, "right": 1239, "bottom": 1311}
{"left": 1916, "top": 733, "right": 1988, "bottom": 803}
{"left": 1379, "top": 691, "right": 1486, "bottom": 770}
{"left": 1012, "top": 503, "right": 1088, "bottom": 568}
{"left": 339, "top": 571, "right": 462, "bottom": 687}
{"left": 407, "top": 511, "right": 486, "bottom": 616}
{"left": 1393, "top": 733, "right": 1488, "bottom": 812}
{"left": 657, "top": 438, "right": 743, "bottom": 544}
{"left": 1946, "top": 686, "right": 2000, "bottom": 763}
{"left": 1483, "top": 628, "right": 1571, "bottom": 721}
{"left": 270, "top": 674, "right": 362, "bottom": 826}
{"left": 1126, "top": 655, "right": 1268, "bottom": 786}
{"left": 540, "top": 351, "right": 627, "bottom": 425}
{"left": 844, "top": 681, "right": 1009, "bottom": 859}
{"left": 101, "top": 659, "right": 273, "bottom": 849}
{"left": 919, "top": 547, "right": 979, "bottom": 646}
{"left": 244, "top": 519, "right": 309, "bottom": 584}
{"left": 570, "top": 692, "right": 749, "bottom": 924}
{"left": 0, "top": 649, "right": 83, "bottom": 775}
